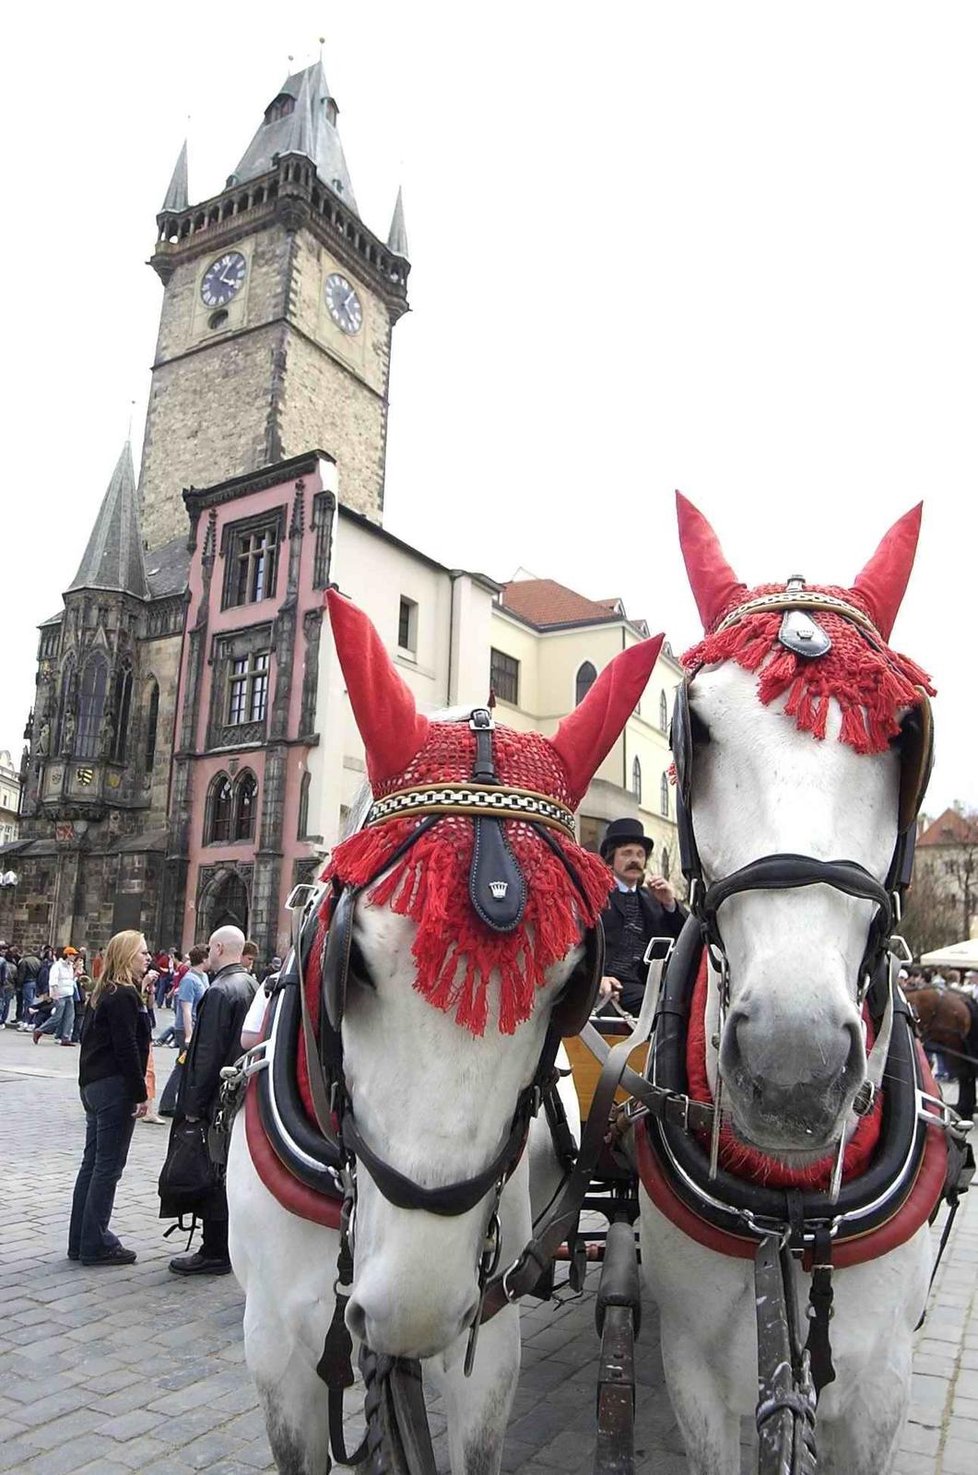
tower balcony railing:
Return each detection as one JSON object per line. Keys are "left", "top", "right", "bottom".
{"left": 153, "top": 155, "right": 409, "bottom": 298}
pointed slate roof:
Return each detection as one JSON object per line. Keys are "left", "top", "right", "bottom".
{"left": 387, "top": 186, "right": 408, "bottom": 258}
{"left": 162, "top": 141, "right": 189, "bottom": 212}
{"left": 68, "top": 445, "right": 150, "bottom": 600}
{"left": 232, "top": 61, "right": 358, "bottom": 212}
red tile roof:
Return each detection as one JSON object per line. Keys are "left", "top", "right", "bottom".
{"left": 499, "top": 579, "right": 624, "bottom": 629}
{"left": 918, "top": 808, "right": 978, "bottom": 846}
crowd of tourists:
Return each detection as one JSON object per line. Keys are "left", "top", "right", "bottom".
{"left": 1, "top": 927, "right": 280, "bottom": 1271}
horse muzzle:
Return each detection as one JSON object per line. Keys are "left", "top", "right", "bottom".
{"left": 346, "top": 1271, "right": 480, "bottom": 1361}
{"left": 719, "top": 1005, "right": 865, "bottom": 1154}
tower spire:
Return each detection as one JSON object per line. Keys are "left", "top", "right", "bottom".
{"left": 387, "top": 186, "right": 409, "bottom": 258}
{"left": 68, "top": 445, "right": 150, "bottom": 600}
{"left": 161, "top": 141, "right": 189, "bottom": 213}
{"left": 232, "top": 59, "right": 358, "bottom": 211}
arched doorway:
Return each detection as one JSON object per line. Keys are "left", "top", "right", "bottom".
{"left": 196, "top": 866, "right": 250, "bottom": 943}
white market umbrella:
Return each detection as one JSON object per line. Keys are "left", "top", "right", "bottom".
{"left": 919, "top": 939, "right": 978, "bottom": 970}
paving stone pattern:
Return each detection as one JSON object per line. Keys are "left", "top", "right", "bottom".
{"left": 1, "top": 1027, "right": 975, "bottom": 1473}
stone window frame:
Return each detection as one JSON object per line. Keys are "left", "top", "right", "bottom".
{"left": 660, "top": 771, "right": 670, "bottom": 819}
{"left": 575, "top": 661, "right": 597, "bottom": 706}
{"left": 76, "top": 653, "right": 109, "bottom": 758}
{"left": 220, "top": 506, "right": 287, "bottom": 612}
{"left": 144, "top": 678, "right": 160, "bottom": 770}
{"left": 207, "top": 622, "right": 273, "bottom": 750}
{"left": 632, "top": 756, "right": 642, "bottom": 804}
{"left": 203, "top": 767, "right": 259, "bottom": 845}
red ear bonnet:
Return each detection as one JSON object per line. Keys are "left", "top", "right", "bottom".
{"left": 551, "top": 634, "right": 665, "bottom": 805}
{"left": 675, "top": 491, "right": 748, "bottom": 631}
{"left": 325, "top": 589, "right": 430, "bottom": 788}
{"left": 851, "top": 504, "right": 923, "bottom": 641}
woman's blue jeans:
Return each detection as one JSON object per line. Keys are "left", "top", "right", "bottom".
{"left": 69, "top": 1075, "right": 137, "bottom": 1260}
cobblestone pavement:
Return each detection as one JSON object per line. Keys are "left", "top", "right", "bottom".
{"left": 1, "top": 1025, "right": 975, "bottom": 1474}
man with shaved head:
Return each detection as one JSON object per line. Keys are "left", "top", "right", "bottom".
{"left": 165, "top": 926, "right": 256, "bottom": 1276}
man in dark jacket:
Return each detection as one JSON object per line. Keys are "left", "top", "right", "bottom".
{"left": 167, "top": 926, "right": 255, "bottom": 1276}
{"left": 599, "top": 818, "right": 686, "bottom": 1015}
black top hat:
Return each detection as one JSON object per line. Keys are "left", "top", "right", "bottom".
{"left": 600, "top": 817, "right": 654, "bottom": 862}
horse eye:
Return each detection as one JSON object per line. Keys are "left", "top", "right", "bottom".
{"left": 689, "top": 707, "right": 711, "bottom": 746}
{"left": 348, "top": 940, "right": 375, "bottom": 991}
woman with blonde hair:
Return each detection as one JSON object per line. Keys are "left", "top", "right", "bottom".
{"left": 68, "top": 930, "right": 152, "bottom": 1265}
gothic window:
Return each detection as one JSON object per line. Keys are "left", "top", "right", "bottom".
{"left": 144, "top": 679, "right": 160, "bottom": 770}
{"left": 222, "top": 512, "right": 285, "bottom": 609}
{"left": 662, "top": 846, "right": 671, "bottom": 881}
{"left": 55, "top": 657, "right": 75, "bottom": 751}
{"left": 632, "top": 757, "right": 642, "bottom": 803}
{"left": 207, "top": 773, "right": 234, "bottom": 843}
{"left": 490, "top": 648, "right": 519, "bottom": 706}
{"left": 228, "top": 653, "right": 269, "bottom": 725}
{"left": 660, "top": 772, "right": 670, "bottom": 819}
{"left": 575, "top": 662, "right": 597, "bottom": 706}
{"left": 111, "top": 667, "right": 133, "bottom": 762}
{"left": 659, "top": 690, "right": 669, "bottom": 732}
{"left": 298, "top": 769, "right": 311, "bottom": 840}
{"left": 77, "top": 654, "right": 108, "bottom": 758}
{"left": 233, "top": 770, "right": 258, "bottom": 842}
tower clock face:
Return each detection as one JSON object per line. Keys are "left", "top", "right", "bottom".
{"left": 201, "top": 252, "right": 248, "bottom": 307}
{"left": 324, "top": 273, "right": 363, "bottom": 335}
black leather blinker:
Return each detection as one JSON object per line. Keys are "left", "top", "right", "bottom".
{"left": 469, "top": 817, "right": 527, "bottom": 933}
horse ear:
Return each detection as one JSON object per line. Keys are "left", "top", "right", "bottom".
{"left": 676, "top": 491, "right": 747, "bottom": 631}
{"left": 550, "top": 635, "right": 665, "bottom": 805}
{"left": 851, "top": 504, "right": 922, "bottom": 641}
{"left": 325, "top": 589, "right": 430, "bottom": 787}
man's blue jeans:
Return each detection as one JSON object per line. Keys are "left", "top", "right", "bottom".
{"left": 21, "top": 979, "right": 36, "bottom": 1020}
{"left": 69, "top": 1076, "right": 137, "bottom": 1261}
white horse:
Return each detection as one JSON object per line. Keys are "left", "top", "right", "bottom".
{"left": 228, "top": 588, "right": 662, "bottom": 1474}
{"left": 639, "top": 496, "right": 937, "bottom": 1475}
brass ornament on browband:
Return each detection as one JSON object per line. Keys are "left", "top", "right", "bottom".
{"left": 363, "top": 782, "right": 578, "bottom": 840}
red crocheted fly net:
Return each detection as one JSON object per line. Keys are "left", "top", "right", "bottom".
{"left": 683, "top": 584, "right": 934, "bottom": 754}
{"left": 685, "top": 953, "right": 883, "bottom": 1188}
{"left": 315, "top": 722, "right": 612, "bottom": 1036}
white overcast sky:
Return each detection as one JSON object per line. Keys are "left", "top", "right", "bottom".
{"left": 2, "top": 2, "right": 974, "bottom": 815}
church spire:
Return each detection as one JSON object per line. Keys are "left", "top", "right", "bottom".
{"left": 68, "top": 444, "right": 150, "bottom": 601}
{"left": 387, "top": 186, "right": 409, "bottom": 259}
{"left": 232, "top": 59, "right": 358, "bottom": 212}
{"left": 161, "top": 141, "right": 189, "bottom": 213}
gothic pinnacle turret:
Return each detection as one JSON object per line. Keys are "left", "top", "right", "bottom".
{"left": 69, "top": 444, "right": 150, "bottom": 601}
{"left": 387, "top": 186, "right": 409, "bottom": 259}
{"left": 161, "top": 141, "right": 189, "bottom": 214}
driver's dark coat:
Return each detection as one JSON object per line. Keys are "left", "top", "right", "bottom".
{"left": 601, "top": 888, "right": 687, "bottom": 1013}
{"left": 177, "top": 962, "right": 256, "bottom": 1123}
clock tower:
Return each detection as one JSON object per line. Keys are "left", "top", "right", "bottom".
{"left": 139, "top": 61, "right": 410, "bottom": 552}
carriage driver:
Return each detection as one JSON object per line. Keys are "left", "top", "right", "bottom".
{"left": 597, "top": 818, "right": 686, "bottom": 1013}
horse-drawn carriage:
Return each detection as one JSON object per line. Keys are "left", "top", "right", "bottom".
{"left": 222, "top": 496, "right": 973, "bottom": 1475}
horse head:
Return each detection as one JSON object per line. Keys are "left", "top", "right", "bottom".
{"left": 316, "top": 590, "right": 663, "bottom": 1357}
{"left": 674, "top": 494, "right": 933, "bottom": 1161}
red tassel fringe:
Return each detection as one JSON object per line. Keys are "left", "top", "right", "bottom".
{"left": 684, "top": 583, "right": 934, "bottom": 754}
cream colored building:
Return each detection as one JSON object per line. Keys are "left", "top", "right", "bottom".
{"left": 309, "top": 505, "right": 500, "bottom": 848}
{"left": 488, "top": 576, "right": 684, "bottom": 881}
{"left": 0, "top": 751, "right": 21, "bottom": 848}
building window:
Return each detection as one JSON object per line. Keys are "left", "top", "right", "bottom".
{"left": 659, "top": 690, "right": 669, "bottom": 732}
{"left": 660, "top": 772, "right": 670, "bottom": 818}
{"left": 110, "top": 667, "right": 133, "bottom": 762}
{"left": 233, "top": 770, "right": 258, "bottom": 841}
{"left": 76, "top": 654, "right": 108, "bottom": 758}
{"left": 312, "top": 491, "right": 335, "bottom": 589}
{"left": 298, "top": 770, "right": 311, "bottom": 840}
{"left": 209, "top": 774, "right": 234, "bottom": 843}
{"left": 228, "top": 653, "right": 269, "bottom": 725}
{"left": 222, "top": 513, "right": 285, "bottom": 610}
{"left": 398, "top": 597, "right": 418, "bottom": 654}
{"left": 661, "top": 846, "right": 671, "bottom": 881}
{"left": 490, "top": 648, "right": 519, "bottom": 705}
{"left": 144, "top": 680, "right": 160, "bottom": 769}
{"left": 632, "top": 757, "right": 642, "bottom": 803}
{"left": 265, "top": 94, "right": 296, "bottom": 124}
{"left": 575, "top": 661, "right": 597, "bottom": 705}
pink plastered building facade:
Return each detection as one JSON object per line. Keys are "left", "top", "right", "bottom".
{"left": 169, "top": 451, "right": 335, "bottom": 963}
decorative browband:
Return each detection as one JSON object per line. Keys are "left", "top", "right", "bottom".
{"left": 715, "top": 589, "right": 881, "bottom": 638}
{"left": 364, "top": 784, "right": 578, "bottom": 839}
